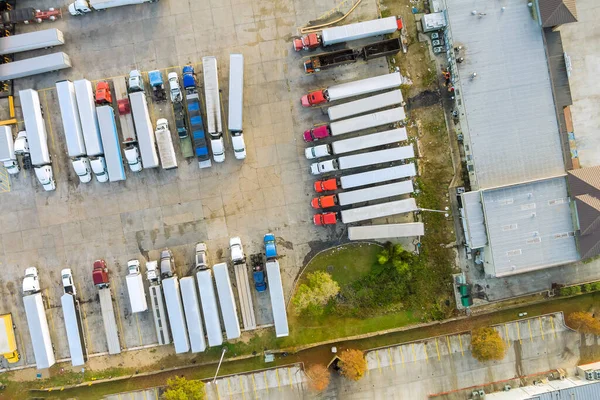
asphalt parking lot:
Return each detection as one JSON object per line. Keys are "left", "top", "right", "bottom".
{"left": 0, "top": 0, "right": 414, "bottom": 371}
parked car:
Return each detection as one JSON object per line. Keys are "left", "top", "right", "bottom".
{"left": 168, "top": 72, "right": 182, "bottom": 103}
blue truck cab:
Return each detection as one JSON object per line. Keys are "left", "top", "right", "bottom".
{"left": 250, "top": 254, "right": 267, "bottom": 292}
{"left": 182, "top": 65, "right": 196, "bottom": 91}
{"left": 264, "top": 233, "right": 277, "bottom": 259}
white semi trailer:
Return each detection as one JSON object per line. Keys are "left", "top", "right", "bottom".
{"left": 265, "top": 261, "right": 289, "bottom": 337}
{"left": 162, "top": 277, "right": 189, "bottom": 354}
{"left": 180, "top": 277, "right": 206, "bottom": 353}
{"left": 56, "top": 80, "right": 91, "bottom": 183}
{"left": 348, "top": 222, "right": 425, "bottom": 241}
{"left": 327, "top": 89, "right": 403, "bottom": 120}
{"left": 129, "top": 91, "right": 159, "bottom": 169}
{"left": 112, "top": 78, "right": 142, "bottom": 172}
{"left": 340, "top": 198, "right": 418, "bottom": 224}
{"left": 310, "top": 145, "right": 414, "bottom": 175}
{"left": 69, "top": 0, "right": 156, "bottom": 15}
{"left": 196, "top": 269, "right": 223, "bottom": 347}
{"left": 212, "top": 263, "right": 240, "bottom": 340}
{"left": 0, "top": 126, "right": 19, "bottom": 174}
{"left": 228, "top": 53, "right": 247, "bottom": 159}
{"left": 202, "top": 56, "right": 225, "bottom": 163}
{"left": 97, "top": 106, "right": 126, "bottom": 182}
{"left": 61, "top": 293, "right": 86, "bottom": 366}
{"left": 0, "top": 52, "right": 71, "bottom": 80}
{"left": 340, "top": 163, "right": 417, "bottom": 190}
{"left": 0, "top": 29, "right": 64, "bottom": 55}
{"left": 305, "top": 127, "right": 407, "bottom": 159}
{"left": 19, "top": 89, "right": 56, "bottom": 191}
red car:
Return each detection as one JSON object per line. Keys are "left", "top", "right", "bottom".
{"left": 313, "top": 212, "right": 337, "bottom": 225}
{"left": 301, "top": 90, "right": 327, "bottom": 107}
{"left": 314, "top": 178, "right": 338, "bottom": 193}
{"left": 303, "top": 125, "right": 330, "bottom": 142}
{"left": 311, "top": 195, "right": 337, "bottom": 209}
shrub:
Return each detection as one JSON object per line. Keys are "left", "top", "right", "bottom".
{"left": 591, "top": 282, "right": 600, "bottom": 291}
{"left": 293, "top": 271, "right": 340, "bottom": 316}
{"left": 583, "top": 284, "right": 593, "bottom": 293}
{"left": 163, "top": 376, "right": 205, "bottom": 400}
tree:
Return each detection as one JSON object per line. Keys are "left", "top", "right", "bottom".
{"left": 306, "top": 364, "right": 330, "bottom": 391}
{"left": 565, "top": 312, "right": 600, "bottom": 335}
{"left": 471, "top": 327, "right": 506, "bottom": 362}
{"left": 338, "top": 349, "right": 367, "bottom": 381}
{"left": 293, "top": 271, "right": 340, "bottom": 316}
{"left": 163, "top": 376, "right": 206, "bottom": 400}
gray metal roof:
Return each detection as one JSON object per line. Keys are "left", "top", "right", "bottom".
{"left": 461, "top": 190, "right": 488, "bottom": 249}
{"left": 486, "top": 379, "right": 600, "bottom": 400}
{"left": 481, "top": 177, "right": 579, "bottom": 276}
{"left": 446, "top": 0, "right": 566, "bottom": 189}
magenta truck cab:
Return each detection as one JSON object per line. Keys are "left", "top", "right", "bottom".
{"left": 303, "top": 125, "right": 330, "bottom": 142}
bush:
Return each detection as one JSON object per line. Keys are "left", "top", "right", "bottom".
{"left": 583, "top": 284, "right": 593, "bottom": 293}
{"left": 592, "top": 282, "right": 600, "bottom": 291}
{"left": 338, "top": 349, "right": 367, "bottom": 381}
{"left": 293, "top": 271, "right": 340, "bottom": 316}
{"left": 565, "top": 312, "right": 600, "bottom": 335}
{"left": 572, "top": 286, "right": 582, "bottom": 295}
{"left": 471, "top": 327, "right": 506, "bottom": 362}
{"left": 163, "top": 376, "right": 205, "bottom": 400}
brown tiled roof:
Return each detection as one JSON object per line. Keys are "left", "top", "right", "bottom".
{"left": 568, "top": 166, "right": 600, "bottom": 197}
{"left": 538, "top": 0, "right": 578, "bottom": 28}
{"left": 568, "top": 166, "right": 600, "bottom": 259}
{"left": 575, "top": 195, "right": 600, "bottom": 236}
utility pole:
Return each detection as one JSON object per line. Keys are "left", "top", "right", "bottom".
{"left": 213, "top": 348, "right": 227, "bottom": 384}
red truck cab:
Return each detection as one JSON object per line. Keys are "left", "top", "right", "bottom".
{"left": 95, "top": 81, "right": 112, "bottom": 105}
{"left": 311, "top": 195, "right": 337, "bottom": 209}
{"left": 313, "top": 212, "right": 337, "bottom": 225}
{"left": 293, "top": 33, "right": 320, "bottom": 52}
{"left": 314, "top": 178, "right": 338, "bottom": 193}
{"left": 92, "top": 259, "right": 109, "bottom": 288}
{"left": 303, "top": 125, "right": 330, "bottom": 142}
{"left": 301, "top": 90, "right": 327, "bottom": 107}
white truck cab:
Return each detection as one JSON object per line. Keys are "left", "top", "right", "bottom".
{"left": 13, "top": 131, "right": 29, "bottom": 155}
{"left": 195, "top": 242, "right": 209, "bottom": 270}
{"left": 0, "top": 126, "right": 20, "bottom": 175}
{"left": 127, "top": 259, "right": 141, "bottom": 275}
{"left": 229, "top": 237, "right": 245, "bottom": 264}
{"left": 210, "top": 137, "right": 225, "bottom": 163}
{"left": 128, "top": 70, "right": 143, "bottom": 93}
{"left": 23, "top": 267, "right": 40, "bottom": 294}
{"left": 146, "top": 260, "right": 159, "bottom": 283}
{"left": 68, "top": 0, "right": 92, "bottom": 15}
{"left": 124, "top": 146, "right": 142, "bottom": 172}
{"left": 61, "top": 268, "right": 76, "bottom": 295}
{"left": 310, "top": 159, "right": 337, "bottom": 175}
{"left": 90, "top": 156, "right": 109, "bottom": 182}
{"left": 305, "top": 144, "right": 331, "bottom": 160}
{"left": 34, "top": 166, "right": 56, "bottom": 191}
{"left": 231, "top": 135, "right": 246, "bottom": 160}
{"left": 72, "top": 157, "right": 92, "bottom": 183}
{"left": 167, "top": 72, "right": 182, "bottom": 103}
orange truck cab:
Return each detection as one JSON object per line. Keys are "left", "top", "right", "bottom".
{"left": 313, "top": 212, "right": 337, "bottom": 225}
{"left": 311, "top": 195, "right": 337, "bottom": 209}
{"left": 314, "top": 178, "right": 338, "bottom": 193}
{"left": 301, "top": 90, "right": 327, "bottom": 107}
{"left": 293, "top": 33, "right": 320, "bottom": 51}
{"left": 95, "top": 81, "right": 112, "bottom": 105}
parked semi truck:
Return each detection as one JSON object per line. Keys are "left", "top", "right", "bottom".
{"left": 0, "top": 28, "right": 64, "bottom": 56}
{"left": 195, "top": 244, "right": 222, "bottom": 347}
{"left": 1, "top": 7, "right": 61, "bottom": 27}
{"left": 229, "top": 237, "right": 256, "bottom": 330}
{"left": 146, "top": 261, "right": 171, "bottom": 345}
{"left": 202, "top": 56, "right": 225, "bottom": 163}
{"left": 162, "top": 274, "right": 190, "bottom": 354}
{"left": 327, "top": 89, "right": 403, "bottom": 121}
{"left": 0, "top": 313, "right": 19, "bottom": 363}
{"left": 265, "top": 261, "right": 289, "bottom": 337}
{"left": 19, "top": 89, "right": 56, "bottom": 191}
{"left": 304, "top": 38, "right": 401, "bottom": 74}
{"left": 148, "top": 70, "right": 166, "bottom": 102}
{"left": 180, "top": 277, "right": 206, "bottom": 353}
{"left": 314, "top": 197, "right": 418, "bottom": 225}
{"left": 0, "top": 52, "right": 70, "bottom": 81}
{"left": 228, "top": 54, "right": 247, "bottom": 159}
{"left": 0, "top": 126, "right": 19, "bottom": 174}
{"left": 311, "top": 180, "right": 414, "bottom": 209}
{"left": 303, "top": 108, "right": 405, "bottom": 142}
{"left": 314, "top": 163, "right": 417, "bottom": 192}
{"left": 305, "top": 127, "right": 407, "bottom": 159}
{"left": 310, "top": 145, "right": 414, "bottom": 175}
{"left": 22, "top": 267, "right": 55, "bottom": 369}
{"left": 301, "top": 72, "right": 402, "bottom": 107}
{"left": 112, "top": 78, "right": 142, "bottom": 172}
{"left": 182, "top": 65, "right": 211, "bottom": 168}
{"left": 213, "top": 263, "right": 241, "bottom": 340}
{"left": 69, "top": 0, "right": 156, "bottom": 15}
{"left": 60, "top": 269, "right": 86, "bottom": 366}
{"left": 129, "top": 91, "right": 159, "bottom": 169}
{"left": 293, "top": 16, "right": 399, "bottom": 51}
{"left": 126, "top": 260, "right": 147, "bottom": 313}
{"left": 56, "top": 80, "right": 92, "bottom": 183}
{"left": 92, "top": 260, "right": 121, "bottom": 355}
{"left": 74, "top": 79, "right": 108, "bottom": 182}
{"left": 155, "top": 119, "right": 177, "bottom": 169}
{"left": 97, "top": 105, "right": 126, "bottom": 181}
{"left": 348, "top": 222, "right": 425, "bottom": 240}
